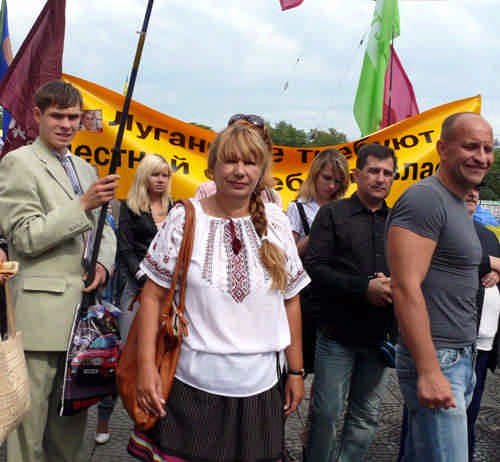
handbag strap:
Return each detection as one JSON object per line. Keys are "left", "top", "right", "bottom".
{"left": 295, "top": 201, "right": 310, "bottom": 236}
{"left": 171, "top": 199, "right": 195, "bottom": 321}
{"left": 1, "top": 280, "right": 16, "bottom": 340}
{"left": 157, "top": 199, "right": 195, "bottom": 339}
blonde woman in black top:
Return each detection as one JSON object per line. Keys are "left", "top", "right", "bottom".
{"left": 95, "top": 154, "right": 173, "bottom": 444}
{"left": 117, "top": 153, "right": 174, "bottom": 338}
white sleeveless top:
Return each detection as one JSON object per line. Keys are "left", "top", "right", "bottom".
{"left": 140, "top": 199, "right": 310, "bottom": 397}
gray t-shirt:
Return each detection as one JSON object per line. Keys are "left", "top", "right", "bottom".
{"left": 387, "top": 175, "right": 481, "bottom": 348}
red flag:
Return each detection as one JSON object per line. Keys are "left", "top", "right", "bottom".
{"left": 280, "top": 0, "right": 304, "bottom": 11}
{"left": 381, "top": 45, "right": 419, "bottom": 128}
{"left": 0, "top": 0, "right": 66, "bottom": 156}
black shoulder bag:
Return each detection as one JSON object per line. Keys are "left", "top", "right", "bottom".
{"left": 294, "top": 201, "right": 318, "bottom": 375}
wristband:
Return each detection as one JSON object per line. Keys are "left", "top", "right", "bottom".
{"left": 287, "top": 368, "right": 306, "bottom": 378}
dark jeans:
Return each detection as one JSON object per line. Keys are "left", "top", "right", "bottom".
{"left": 97, "top": 394, "right": 118, "bottom": 423}
{"left": 305, "top": 332, "right": 389, "bottom": 462}
{"left": 466, "top": 349, "right": 491, "bottom": 462}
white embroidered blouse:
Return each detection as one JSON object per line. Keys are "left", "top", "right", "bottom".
{"left": 140, "top": 199, "right": 310, "bottom": 397}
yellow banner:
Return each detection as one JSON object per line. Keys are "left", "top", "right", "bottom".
{"left": 63, "top": 73, "right": 481, "bottom": 207}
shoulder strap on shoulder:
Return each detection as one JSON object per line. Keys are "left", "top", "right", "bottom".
{"left": 172, "top": 200, "right": 195, "bottom": 311}
{"left": 295, "top": 201, "right": 310, "bottom": 236}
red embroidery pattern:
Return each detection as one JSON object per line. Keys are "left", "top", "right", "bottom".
{"left": 143, "top": 253, "right": 174, "bottom": 285}
{"left": 224, "top": 220, "right": 250, "bottom": 303}
{"left": 243, "top": 220, "right": 271, "bottom": 284}
{"left": 287, "top": 268, "right": 307, "bottom": 294}
{"left": 201, "top": 220, "right": 218, "bottom": 284}
{"left": 268, "top": 219, "right": 283, "bottom": 237}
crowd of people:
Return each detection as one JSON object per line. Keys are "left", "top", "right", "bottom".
{"left": 0, "top": 79, "right": 498, "bottom": 462}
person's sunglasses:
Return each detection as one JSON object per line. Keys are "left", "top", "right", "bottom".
{"left": 227, "top": 113, "right": 265, "bottom": 129}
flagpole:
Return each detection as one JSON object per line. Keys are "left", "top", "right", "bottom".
{"left": 81, "top": 0, "right": 154, "bottom": 312}
{"left": 385, "top": 25, "right": 395, "bottom": 128}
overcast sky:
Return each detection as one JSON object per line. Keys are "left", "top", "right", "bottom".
{"left": 8, "top": 0, "right": 500, "bottom": 140}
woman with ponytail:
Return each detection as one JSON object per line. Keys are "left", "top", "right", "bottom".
{"left": 129, "top": 119, "right": 310, "bottom": 462}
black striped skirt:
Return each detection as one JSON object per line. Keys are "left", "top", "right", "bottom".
{"left": 128, "top": 378, "right": 285, "bottom": 462}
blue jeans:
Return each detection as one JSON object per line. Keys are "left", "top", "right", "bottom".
{"left": 119, "top": 277, "right": 140, "bottom": 343}
{"left": 396, "top": 344, "right": 476, "bottom": 462}
{"left": 305, "top": 331, "right": 389, "bottom": 462}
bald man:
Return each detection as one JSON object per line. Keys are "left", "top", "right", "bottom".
{"left": 386, "top": 113, "right": 495, "bottom": 462}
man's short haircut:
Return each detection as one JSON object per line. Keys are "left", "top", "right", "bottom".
{"left": 440, "top": 112, "right": 479, "bottom": 142}
{"left": 356, "top": 143, "right": 397, "bottom": 171}
{"left": 34, "top": 80, "right": 83, "bottom": 113}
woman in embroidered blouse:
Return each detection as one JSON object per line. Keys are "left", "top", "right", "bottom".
{"left": 286, "top": 148, "right": 349, "bottom": 257}
{"left": 95, "top": 154, "right": 173, "bottom": 444}
{"left": 131, "top": 121, "right": 310, "bottom": 462}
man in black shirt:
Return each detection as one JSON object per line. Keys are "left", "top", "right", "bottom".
{"left": 465, "top": 185, "right": 500, "bottom": 461}
{"left": 304, "top": 143, "right": 397, "bottom": 462}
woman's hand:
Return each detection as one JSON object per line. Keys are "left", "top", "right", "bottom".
{"left": 283, "top": 374, "right": 304, "bottom": 417}
{"left": 283, "top": 294, "right": 304, "bottom": 416}
{"left": 135, "top": 280, "right": 169, "bottom": 417}
{"left": 136, "top": 364, "right": 166, "bottom": 418}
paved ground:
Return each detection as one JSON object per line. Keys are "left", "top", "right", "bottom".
{"left": 1, "top": 369, "right": 499, "bottom": 461}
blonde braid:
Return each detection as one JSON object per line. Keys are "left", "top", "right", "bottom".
{"left": 250, "top": 183, "right": 287, "bottom": 291}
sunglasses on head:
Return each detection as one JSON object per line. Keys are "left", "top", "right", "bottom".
{"left": 227, "top": 113, "right": 265, "bottom": 129}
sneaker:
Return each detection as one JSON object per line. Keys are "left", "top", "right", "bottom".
{"left": 95, "top": 432, "right": 110, "bottom": 444}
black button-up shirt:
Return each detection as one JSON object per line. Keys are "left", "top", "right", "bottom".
{"left": 304, "top": 193, "right": 395, "bottom": 347}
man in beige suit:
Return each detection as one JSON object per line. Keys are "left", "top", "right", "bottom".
{"left": 0, "top": 81, "right": 119, "bottom": 462}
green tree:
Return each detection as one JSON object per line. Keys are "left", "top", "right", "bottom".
{"left": 269, "top": 121, "right": 308, "bottom": 147}
{"left": 307, "top": 128, "right": 347, "bottom": 146}
{"left": 482, "top": 148, "right": 500, "bottom": 200}
{"left": 269, "top": 121, "right": 348, "bottom": 148}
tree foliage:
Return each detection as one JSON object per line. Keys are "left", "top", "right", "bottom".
{"left": 481, "top": 148, "right": 500, "bottom": 200}
{"left": 268, "top": 120, "right": 347, "bottom": 147}
{"left": 189, "top": 119, "right": 348, "bottom": 148}
{"left": 308, "top": 128, "right": 347, "bottom": 146}
{"left": 268, "top": 121, "right": 308, "bottom": 147}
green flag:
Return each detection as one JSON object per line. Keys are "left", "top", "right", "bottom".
{"left": 353, "top": 0, "right": 400, "bottom": 136}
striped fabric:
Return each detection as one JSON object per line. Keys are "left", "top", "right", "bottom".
{"left": 128, "top": 378, "right": 284, "bottom": 462}
{"left": 128, "top": 430, "right": 185, "bottom": 462}
{"left": 59, "top": 154, "right": 84, "bottom": 196}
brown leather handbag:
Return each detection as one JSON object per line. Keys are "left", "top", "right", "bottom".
{"left": 117, "top": 200, "right": 195, "bottom": 430}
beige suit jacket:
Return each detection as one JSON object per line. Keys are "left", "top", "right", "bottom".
{"left": 0, "top": 138, "right": 116, "bottom": 351}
